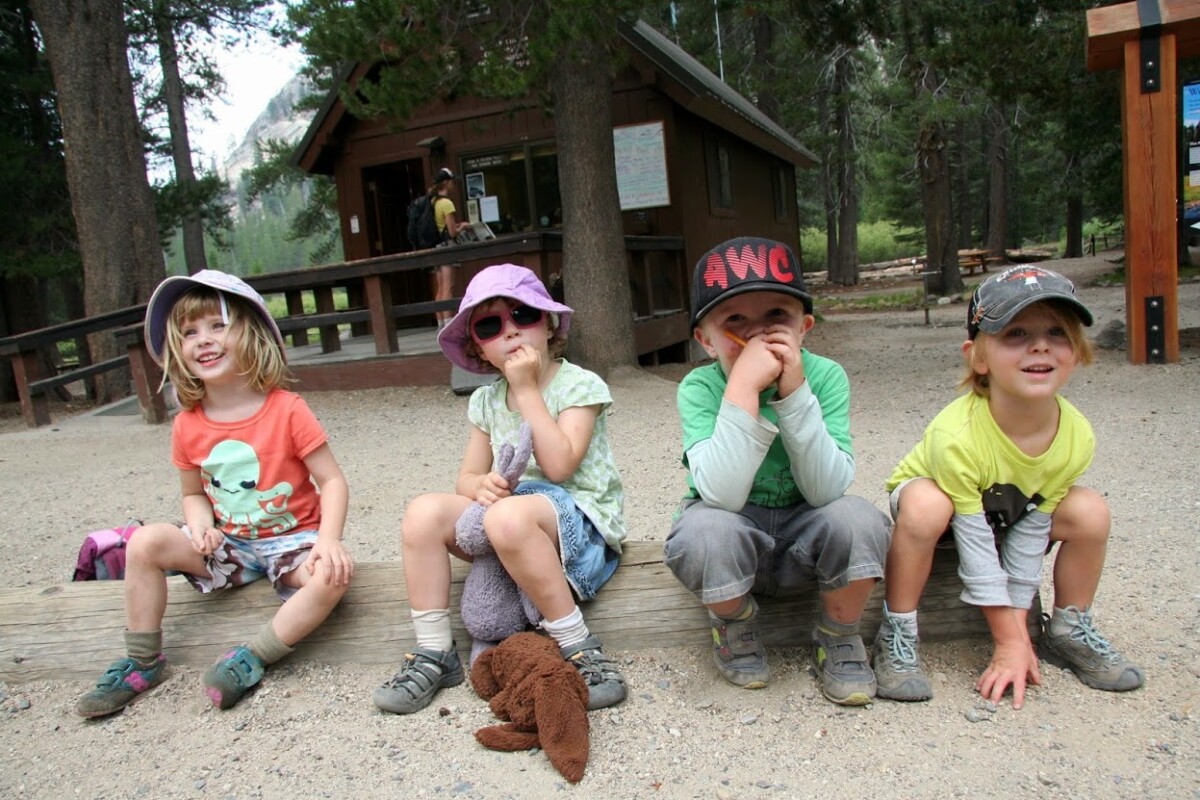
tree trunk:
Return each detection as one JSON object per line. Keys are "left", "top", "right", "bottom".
{"left": 154, "top": 2, "right": 206, "bottom": 274}
{"left": 751, "top": 10, "right": 780, "bottom": 124}
{"left": 30, "top": 0, "right": 165, "bottom": 401}
{"left": 984, "top": 104, "right": 1009, "bottom": 260}
{"left": 817, "top": 88, "right": 836, "bottom": 274}
{"left": 954, "top": 119, "right": 972, "bottom": 249}
{"left": 917, "top": 121, "right": 960, "bottom": 296}
{"left": 551, "top": 37, "right": 635, "bottom": 377}
{"left": 831, "top": 54, "right": 858, "bottom": 286}
{"left": 1064, "top": 151, "right": 1083, "bottom": 258}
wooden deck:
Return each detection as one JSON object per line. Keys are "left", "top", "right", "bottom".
{"left": 0, "top": 542, "right": 1030, "bottom": 684}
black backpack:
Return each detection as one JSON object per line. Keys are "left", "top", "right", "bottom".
{"left": 406, "top": 194, "right": 442, "bottom": 250}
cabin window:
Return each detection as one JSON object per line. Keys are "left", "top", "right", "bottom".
{"left": 773, "top": 163, "right": 788, "bottom": 223}
{"left": 705, "top": 134, "right": 734, "bottom": 213}
{"left": 460, "top": 141, "right": 560, "bottom": 234}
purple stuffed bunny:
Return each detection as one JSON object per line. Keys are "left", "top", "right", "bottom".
{"left": 455, "top": 422, "right": 543, "bottom": 665}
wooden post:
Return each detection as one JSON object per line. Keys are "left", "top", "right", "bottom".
{"left": 364, "top": 275, "right": 398, "bottom": 355}
{"left": 1087, "top": 0, "right": 1200, "bottom": 364}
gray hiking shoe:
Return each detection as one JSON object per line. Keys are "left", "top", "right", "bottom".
{"left": 812, "top": 627, "right": 876, "bottom": 706}
{"left": 373, "top": 646, "right": 464, "bottom": 714}
{"left": 561, "top": 635, "right": 627, "bottom": 711}
{"left": 872, "top": 615, "right": 932, "bottom": 702}
{"left": 708, "top": 598, "right": 770, "bottom": 689}
{"left": 75, "top": 655, "right": 168, "bottom": 718}
{"left": 1039, "top": 608, "right": 1144, "bottom": 692}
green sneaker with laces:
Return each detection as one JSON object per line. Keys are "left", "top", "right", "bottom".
{"left": 812, "top": 627, "right": 876, "bottom": 706}
{"left": 202, "top": 646, "right": 266, "bottom": 709}
{"left": 372, "top": 646, "right": 464, "bottom": 714}
{"left": 872, "top": 615, "right": 932, "bottom": 702}
{"left": 1039, "top": 608, "right": 1144, "bottom": 692}
{"left": 75, "top": 655, "right": 168, "bottom": 718}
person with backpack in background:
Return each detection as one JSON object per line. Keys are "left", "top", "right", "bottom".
{"left": 409, "top": 168, "right": 471, "bottom": 329}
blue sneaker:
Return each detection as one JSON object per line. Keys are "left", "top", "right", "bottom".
{"left": 75, "top": 655, "right": 168, "bottom": 718}
{"left": 202, "top": 646, "right": 265, "bottom": 709}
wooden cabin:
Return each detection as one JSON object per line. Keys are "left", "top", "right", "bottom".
{"left": 293, "top": 19, "right": 816, "bottom": 363}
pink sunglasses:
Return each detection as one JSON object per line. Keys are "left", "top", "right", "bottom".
{"left": 470, "top": 304, "right": 547, "bottom": 342}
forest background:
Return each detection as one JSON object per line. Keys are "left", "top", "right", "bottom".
{"left": 4, "top": 0, "right": 1199, "bottom": 401}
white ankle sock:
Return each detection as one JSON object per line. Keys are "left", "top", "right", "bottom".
{"left": 411, "top": 608, "right": 453, "bottom": 651}
{"left": 542, "top": 606, "right": 589, "bottom": 650}
{"left": 883, "top": 602, "right": 918, "bottom": 635}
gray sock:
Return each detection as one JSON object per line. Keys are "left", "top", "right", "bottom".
{"left": 248, "top": 622, "right": 294, "bottom": 666}
{"left": 817, "top": 612, "right": 859, "bottom": 638}
{"left": 125, "top": 630, "right": 162, "bottom": 665}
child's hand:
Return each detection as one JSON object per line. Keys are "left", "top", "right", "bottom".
{"left": 307, "top": 537, "right": 354, "bottom": 586}
{"left": 761, "top": 325, "right": 806, "bottom": 398}
{"left": 190, "top": 526, "right": 223, "bottom": 556}
{"left": 727, "top": 335, "right": 783, "bottom": 395}
{"left": 475, "top": 471, "right": 512, "bottom": 506}
{"left": 977, "top": 636, "right": 1042, "bottom": 709}
{"left": 502, "top": 344, "right": 542, "bottom": 392}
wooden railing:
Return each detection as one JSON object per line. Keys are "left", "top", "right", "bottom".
{"left": 1, "top": 232, "right": 689, "bottom": 428}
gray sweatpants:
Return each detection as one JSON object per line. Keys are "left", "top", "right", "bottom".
{"left": 663, "top": 496, "right": 892, "bottom": 606}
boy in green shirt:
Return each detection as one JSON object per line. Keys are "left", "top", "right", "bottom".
{"left": 664, "top": 236, "right": 891, "bottom": 705}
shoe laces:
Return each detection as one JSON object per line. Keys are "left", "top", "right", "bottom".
{"left": 568, "top": 647, "right": 621, "bottom": 686}
{"left": 1064, "top": 609, "right": 1119, "bottom": 663}
{"left": 881, "top": 617, "right": 920, "bottom": 671}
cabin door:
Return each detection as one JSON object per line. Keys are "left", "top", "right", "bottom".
{"left": 362, "top": 159, "right": 425, "bottom": 257}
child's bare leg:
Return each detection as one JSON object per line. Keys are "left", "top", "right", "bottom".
{"left": 1040, "top": 486, "right": 1143, "bottom": 692}
{"left": 272, "top": 557, "right": 350, "bottom": 645}
{"left": 484, "top": 494, "right": 573, "bottom": 619}
{"left": 124, "top": 523, "right": 209, "bottom": 631}
{"left": 486, "top": 494, "right": 626, "bottom": 710}
{"left": 885, "top": 478, "right": 953, "bottom": 613}
{"left": 76, "top": 523, "right": 205, "bottom": 718}
{"left": 402, "top": 492, "right": 473, "bottom": 611}
{"left": 1048, "top": 486, "right": 1109, "bottom": 608}
{"left": 374, "top": 493, "right": 472, "bottom": 715}
{"left": 875, "top": 479, "right": 950, "bottom": 702}
{"left": 822, "top": 578, "right": 876, "bottom": 624}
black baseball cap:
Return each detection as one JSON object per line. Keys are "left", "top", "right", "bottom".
{"left": 434, "top": 167, "right": 455, "bottom": 182}
{"left": 967, "top": 265, "right": 1093, "bottom": 339}
{"left": 690, "top": 237, "right": 813, "bottom": 328}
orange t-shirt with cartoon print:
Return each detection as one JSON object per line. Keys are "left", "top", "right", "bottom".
{"left": 171, "top": 389, "right": 327, "bottom": 539}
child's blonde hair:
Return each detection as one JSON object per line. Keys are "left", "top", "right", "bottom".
{"left": 959, "top": 300, "right": 1095, "bottom": 395}
{"left": 160, "top": 287, "right": 291, "bottom": 408}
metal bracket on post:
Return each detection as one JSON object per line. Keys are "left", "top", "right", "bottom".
{"left": 1145, "top": 295, "right": 1166, "bottom": 363}
{"left": 1137, "top": 0, "right": 1162, "bottom": 93}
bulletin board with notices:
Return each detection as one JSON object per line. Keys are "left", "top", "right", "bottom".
{"left": 1185, "top": 81, "right": 1200, "bottom": 227}
{"left": 613, "top": 121, "right": 671, "bottom": 211}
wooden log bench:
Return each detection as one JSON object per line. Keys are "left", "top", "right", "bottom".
{"left": 0, "top": 542, "right": 1032, "bottom": 684}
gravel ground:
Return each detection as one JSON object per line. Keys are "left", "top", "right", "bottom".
{"left": 1, "top": 257, "right": 1198, "bottom": 799}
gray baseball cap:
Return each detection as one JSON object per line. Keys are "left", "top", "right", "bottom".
{"left": 967, "top": 266, "right": 1092, "bottom": 339}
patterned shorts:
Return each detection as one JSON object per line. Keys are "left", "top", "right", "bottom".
{"left": 179, "top": 527, "right": 318, "bottom": 601}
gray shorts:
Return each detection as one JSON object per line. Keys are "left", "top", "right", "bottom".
{"left": 663, "top": 496, "right": 891, "bottom": 605}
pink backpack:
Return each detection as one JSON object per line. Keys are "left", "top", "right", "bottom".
{"left": 72, "top": 520, "right": 140, "bottom": 581}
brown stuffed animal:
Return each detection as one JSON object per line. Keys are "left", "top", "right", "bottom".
{"left": 470, "top": 631, "right": 590, "bottom": 783}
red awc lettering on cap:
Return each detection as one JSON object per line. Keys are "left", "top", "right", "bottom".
{"left": 701, "top": 242, "right": 795, "bottom": 290}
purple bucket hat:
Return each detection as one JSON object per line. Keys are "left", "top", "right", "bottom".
{"left": 437, "top": 264, "right": 573, "bottom": 373}
{"left": 144, "top": 269, "right": 285, "bottom": 366}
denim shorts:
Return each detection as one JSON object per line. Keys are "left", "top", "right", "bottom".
{"left": 179, "top": 526, "right": 317, "bottom": 601}
{"left": 513, "top": 480, "right": 618, "bottom": 601}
